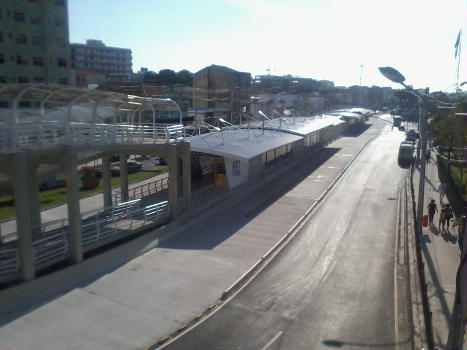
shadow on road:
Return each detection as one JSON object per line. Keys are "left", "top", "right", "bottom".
{"left": 158, "top": 147, "right": 341, "bottom": 251}
{"left": 420, "top": 238, "right": 453, "bottom": 326}
{"left": 323, "top": 338, "right": 411, "bottom": 348}
{"left": 342, "top": 123, "right": 372, "bottom": 137}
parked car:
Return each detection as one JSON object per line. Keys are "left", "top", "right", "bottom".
{"left": 110, "top": 161, "right": 142, "bottom": 176}
{"left": 39, "top": 173, "right": 66, "bottom": 191}
{"left": 127, "top": 161, "right": 142, "bottom": 173}
{"left": 398, "top": 141, "right": 414, "bottom": 165}
{"left": 406, "top": 129, "right": 419, "bottom": 141}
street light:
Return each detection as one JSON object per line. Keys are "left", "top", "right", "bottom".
{"left": 380, "top": 66, "right": 467, "bottom": 350}
{"left": 379, "top": 65, "right": 434, "bottom": 348}
{"left": 379, "top": 66, "right": 428, "bottom": 232}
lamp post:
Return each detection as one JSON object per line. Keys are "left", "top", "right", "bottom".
{"left": 379, "top": 66, "right": 434, "bottom": 349}
{"left": 379, "top": 67, "right": 428, "bottom": 240}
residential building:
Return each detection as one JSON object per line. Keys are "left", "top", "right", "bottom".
{"left": 193, "top": 64, "right": 251, "bottom": 121}
{"left": 71, "top": 39, "right": 132, "bottom": 80}
{"left": 0, "top": 0, "right": 71, "bottom": 84}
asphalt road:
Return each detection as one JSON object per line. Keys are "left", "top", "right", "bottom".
{"left": 162, "top": 120, "right": 411, "bottom": 349}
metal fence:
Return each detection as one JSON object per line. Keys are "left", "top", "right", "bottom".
{"left": 0, "top": 200, "right": 169, "bottom": 279}
{"left": 0, "top": 121, "right": 185, "bottom": 150}
{"left": 113, "top": 177, "right": 169, "bottom": 204}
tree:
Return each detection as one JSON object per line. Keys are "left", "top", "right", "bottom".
{"left": 177, "top": 69, "right": 193, "bottom": 86}
{"left": 158, "top": 69, "right": 177, "bottom": 85}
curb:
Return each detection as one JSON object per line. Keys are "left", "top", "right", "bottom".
{"left": 154, "top": 125, "right": 382, "bottom": 350}
{"left": 219, "top": 126, "right": 380, "bottom": 301}
{"left": 405, "top": 176, "right": 425, "bottom": 349}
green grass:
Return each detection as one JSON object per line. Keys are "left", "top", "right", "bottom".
{"left": 0, "top": 169, "right": 168, "bottom": 221}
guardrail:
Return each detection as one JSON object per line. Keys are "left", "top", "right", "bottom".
{"left": 113, "top": 176, "right": 169, "bottom": 204}
{"left": 0, "top": 121, "right": 185, "bottom": 150}
{"left": 0, "top": 200, "right": 170, "bottom": 280}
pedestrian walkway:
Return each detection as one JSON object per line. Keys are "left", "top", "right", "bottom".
{"left": 0, "top": 172, "right": 168, "bottom": 243}
{"left": 412, "top": 157, "right": 462, "bottom": 349}
{"left": 0, "top": 124, "right": 384, "bottom": 350}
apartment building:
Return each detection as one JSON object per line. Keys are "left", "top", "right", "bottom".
{"left": 0, "top": 0, "right": 71, "bottom": 84}
{"left": 71, "top": 39, "right": 132, "bottom": 81}
{"left": 193, "top": 64, "right": 251, "bottom": 120}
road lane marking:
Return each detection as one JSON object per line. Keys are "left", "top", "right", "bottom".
{"left": 261, "top": 330, "right": 283, "bottom": 350}
{"left": 393, "top": 179, "right": 405, "bottom": 350}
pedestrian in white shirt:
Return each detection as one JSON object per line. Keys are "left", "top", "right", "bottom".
{"left": 439, "top": 183, "right": 446, "bottom": 204}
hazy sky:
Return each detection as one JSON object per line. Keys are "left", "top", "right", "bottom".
{"left": 69, "top": 0, "right": 466, "bottom": 92}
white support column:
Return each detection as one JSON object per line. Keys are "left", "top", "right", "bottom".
{"left": 119, "top": 154, "right": 129, "bottom": 202}
{"left": 12, "top": 153, "right": 35, "bottom": 281}
{"left": 64, "top": 150, "right": 83, "bottom": 263}
{"left": 28, "top": 163, "right": 42, "bottom": 241}
{"left": 102, "top": 155, "right": 112, "bottom": 207}
{"left": 168, "top": 144, "right": 178, "bottom": 219}
{"left": 181, "top": 142, "right": 191, "bottom": 214}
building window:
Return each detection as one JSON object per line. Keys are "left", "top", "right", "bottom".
{"left": 0, "top": 77, "right": 6, "bottom": 83}
{"left": 0, "top": 32, "right": 3, "bottom": 42}
{"left": 58, "top": 78, "right": 68, "bottom": 85}
{"left": 57, "top": 58, "right": 67, "bottom": 67}
{"left": 33, "top": 77, "right": 44, "bottom": 83}
{"left": 55, "top": 17, "right": 65, "bottom": 26}
{"left": 18, "top": 77, "right": 29, "bottom": 83}
{"left": 30, "top": 15, "right": 41, "bottom": 24}
{"left": 29, "top": 0, "right": 41, "bottom": 3}
{"left": 0, "top": 54, "right": 4, "bottom": 64}
{"left": 13, "top": 12, "right": 25, "bottom": 22}
{"left": 54, "top": 0, "right": 65, "bottom": 6}
{"left": 33, "top": 57, "right": 43, "bottom": 66}
{"left": 56, "top": 37, "right": 66, "bottom": 45}
{"left": 16, "top": 35, "right": 27, "bottom": 44}
{"left": 16, "top": 55, "right": 28, "bottom": 65}
{"left": 32, "top": 36, "right": 44, "bottom": 46}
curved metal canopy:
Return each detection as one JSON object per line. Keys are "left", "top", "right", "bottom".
{"left": 0, "top": 83, "right": 182, "bottom": 123}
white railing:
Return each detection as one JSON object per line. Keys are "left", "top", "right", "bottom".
{"left": 0, "top": 200, "right": 170, "bottom": 278}
{"left": 0, "top": 247, "right": 19, "bottom": 274}
{"left": 113, "top": 177, "right": 169, "bottom": 204}
{"left": 0, "top": 121, "right": 185, "bottom": 150}
{"left": 33, "top": 231, "right": 69, "bottom": 265}
{"left": 82, "top": 200, "right": 169, "bottom": 247}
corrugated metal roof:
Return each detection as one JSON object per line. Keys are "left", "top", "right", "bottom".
{"left": 187, "top": 115, "right": 345, "bottom": 161}
{"left": 188, "top": 127, "right": 302, "bottom": 161}
{"left": 245, "top": 115, "right": 344, "bottom": 136}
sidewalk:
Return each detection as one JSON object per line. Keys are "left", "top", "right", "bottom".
{"left": 0, "top": 172, "right": 168, "bottom": 242}
{"left": 412, "top": 157, "right": 461, "bottom": 349}
{"left": 0, "top": 125, "right": 385, "bottom": 350}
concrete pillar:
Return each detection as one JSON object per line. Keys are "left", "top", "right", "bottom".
{"left": 168, "top": 144, "right": 178, "bottom": 219}
{"left": 181, "top": 142, "right": 191, "bottom": 214}
{"left": 102, "top": 155, "right": 112, "bottom": 208}
{"left": 28, "top": 163, "right": 42, "bottom": 241}
{"left": 119, "top": 154, "right": 129, "bottom": 202}
{"left": 64, "top": 150, "right": 83, "bottom": 263}
{"left": 12, "top": 153, "right": 35, "bottom": 281}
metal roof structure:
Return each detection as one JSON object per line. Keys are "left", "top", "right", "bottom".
{"left": 0, "top": 83, "right": 182, "bottom": 123}
{"left": 245, "top": 115, "right": 344, "bottom": 136}
{"left": 188, "top": 114, "right": 346, "bottom": 161}
{"left": 188, "top": 127, "right": 303, "bottom": 161}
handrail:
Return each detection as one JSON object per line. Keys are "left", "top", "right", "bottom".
{"left": 113, "top": 176, "right": 169, "bottom": 204}
{"left": 0, "top": 200, "right": 170, "bottom": 278}
{"left": 0, "top": 121, "right": 186, "bottom": 150}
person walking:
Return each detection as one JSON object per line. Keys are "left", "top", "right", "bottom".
{"left": 439, "top": 208, "right": 446, "bottom": 232}
{"left": 444, "top": 203, "right": 453, "bottom": 231}
{"left": 438, "top": 182, "right": 446, "bottom": 204}
{"left": 427, "top": 199, "right": 438, "bottom": 225}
